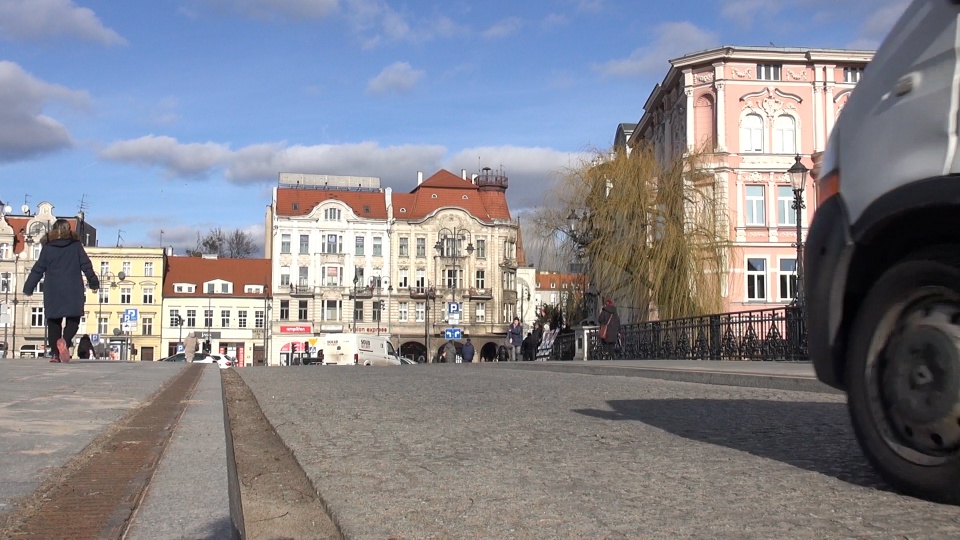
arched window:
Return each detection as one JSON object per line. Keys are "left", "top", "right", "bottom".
{"left": 741, "top": 113, "right": 764, "bottom": 153}
{"left": 694, "top": 94, "right": 716, "bottom": 151}
{"left": 772, "top": 115, "right": 797, "bottom": 154}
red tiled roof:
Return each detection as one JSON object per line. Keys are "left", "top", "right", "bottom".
{"left": 536, "top": 271, "right": 584, "bottom": 291}
{"left": 164, "top": 257, "right": 272, "bottom": 297}
{"left": 394, "top": 169, "right": 512, "bottom": 222}
{"left": 2, "top": 216, "right": 82, "bottom": 254}
{"left": 276, "top": 189, "right": 387, "bottom": 219}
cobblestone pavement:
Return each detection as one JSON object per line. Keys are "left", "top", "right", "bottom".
{"left": 238, "top": 365, "right": 960, "bottom": 539}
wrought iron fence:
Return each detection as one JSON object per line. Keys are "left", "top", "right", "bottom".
{"left": 550, "top": 306, "right": 807, "bottom": 362}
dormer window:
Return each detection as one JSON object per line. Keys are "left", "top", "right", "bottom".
{"left": 174, "top": 283, "right": 196, "bottom": 294}
{"left": 204, "top": 279, "right": 233, "bottom": 294}
{"left": 431, "top": 194, "right": 438, "bottom": 198}
{"left": 292, "top": 202, "right": 299, "bottom": 211}
{"left": 245, "top": 285, "right": 264, "bottom": 294}
{"left": 324, "top": 208, "right": 341, "bottom": 220}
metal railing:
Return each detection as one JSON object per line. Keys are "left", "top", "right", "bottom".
{"left": 549, "top": 306, "right": 807, "bottom": 362}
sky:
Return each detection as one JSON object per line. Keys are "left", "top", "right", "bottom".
{"left": 0, "top": 0, "right": 909, "bottom": 255}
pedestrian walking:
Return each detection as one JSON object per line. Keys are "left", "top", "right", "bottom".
{"left": 521, "top": 332, "right": 535, "bottom": 361}
{"left": 76, "top": 334, "right": 95, "bottom": 360}
{"left": 531, "top": 321, "right": 544, "bottom": 360}
{"left": 598, "top": 298, "right": 621, "bottom": 359}
{"left": 443, "top": 340, "right": 456, "bottom": 363}
{"left": 461, "top": 337, "right": 475, "bottom": 363}
{"left": 506, "top": 317, "right": 523, "bottom": 361}
{"left": 22, "top": 219, "right": 99, "bottom": 363}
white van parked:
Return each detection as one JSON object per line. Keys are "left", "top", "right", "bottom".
{"left": 317, "top": 333, "right": 401, "bottom": 366}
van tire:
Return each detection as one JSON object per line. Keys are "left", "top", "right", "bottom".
{"left": 845, "top": 248, "right": 960, "bottom": 505}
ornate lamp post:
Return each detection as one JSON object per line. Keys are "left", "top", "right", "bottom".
{"left": 566, "top": 211, "right": 598, "bottom": 325}
{"left": 434, "top": 228, "right": 473, "bottom": 345}
{"left": 351, "top": 274, "right": 360, "bottom": 332}
{"left": 787, "top": 154, "right": 809, "bottom": 309}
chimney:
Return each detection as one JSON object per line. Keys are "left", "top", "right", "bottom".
{"left": 417, "top": 171, "right": 423, "bottom": 185}
{"left": 461, "top": 169, "right": 467, "bottom": 180}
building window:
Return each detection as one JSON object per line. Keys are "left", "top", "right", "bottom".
{"left": 0, "top": 243, "right": 9, "bottom": 259}
{"left": 398, "top": 302, "right": 409, "bottom": 322}
{"left": 186, "top": 309, "right": 197, "bottom": 327}
{"left": 415, "top": 269, "right": 425, "bottom": 290}
{"left": 221, "top": 310, "right": 230, "bottom": 327}
{"left": 475, "top": 238, "right": 486, "bottom": 258}
{"left": 238, "top": 310, "right": 247, "bottom": 328}
{"left": 373, "top": 300, "right": 382, "bottom": 323}
{"left": 0, "top": 272, "right": 10, "bottom": 293}
{"left": 204, "top": 309, "right": 213, "bottom": 328}
{"left": 354, "top": 301, "right": 364, "bottom": 323}
{"left": 279, "top": 300, "right": 289, "bottom": 320}
{"left": 255, "top": 310, "right": 265, "bottom": 328}
{"left": 415, "top": 302, "right": 425, "bottom": 322}
{"left": 169, "top": 309, "right": 180, "bottom": 327}
{"left": 416, "top": 238, "right": 426, "bottom": 258}
{"left": 142, "top": 287, "right": 154, "bottom": 304}
{"left": 324, "top": 208, "right": 341, "bottom": 220}
{"left": 31, "top": 307, "right": 44, "bottom": 327}
{"left": 100, "top": 261, "right": 109, "bottom": 276}
{"left": 777, "top": 186, "right": 797, "bottom": 226}
{"left": 122, "top": 261, "right": 131, "bottom": 276}
{"left": 281, "top": 234, "right": 291, "bottom": 254}
{"left": 746, "top": 258, "right": 767, "bottom": 301}
{"left": 779, "top": 259, "right": 798, "bottom": 301}
{"left": 772, "top": 115, "right": 796, "bottom": 154}
{"left": 206, "top": 283, "right": 215, "bottom": 294}
{"left": 323, "top": 266, "right": 342, "bottom": 287}
{"left": 322, "top": 234, "right": 342, "bottom": 254}
{"left": 298, "top": 267, "right": 308, "bottom": 287}
{"left": 475, "top": 302, "right": 485, "bottom": 322}
{"left": 741, "top": 113, "right": 764, "bottom": 153}
{"left": 399, "top": 269, "right": 409, "bottom": 288}
{"left": 843, "top": 67, "right": 863, "bottom": 83}
{"left": 354, "top": 266, "right": 364, "bottom": 284}
{"left": 98, "top": 317, "right": 108, "bottom": 335}
{"left": 144, "top": 261, "right": 154, "bottom": 277}
{"left": 280, "top": 268, "right": 290, "bottom": 287}
{"left": 373, "top": 236, "right": 382, "bottom": 256}
{"left": 220, "top": 283, "right": 229, "bottom": 294}
{"left": 298, "top": 234, "right": 309, "bottom": 255}
{"left": 757, "top": 64, "right": 781, "bottom": 81}
{"left": 324, "top": 300, "right": 339, "bottom": 321}
{"left": 475, "top": 270, "right": 485, "bottom": 289}
{"left": 445, "top": 268, "right": 460, "bottom": 289}
{"left": 298, "top": 300, "right": 308, "bottom": 321}
{"left": 745, "top": 185, "right": 766, "bottom": 226}
{"left": 355, "top": 236, "right": 365, "bottom": 256}
{"left": 399, "top": 237, "right": 409, "bottom": 257}
{"left": 142, "top": 317, "right": 153, "bottom": 336}
{"left": 120, "top": 287, "right": 132, "bottom": 304}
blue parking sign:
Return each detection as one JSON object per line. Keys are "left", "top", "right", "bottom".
{"left": 124, "top": 308, "right": 139, "bottom": 322}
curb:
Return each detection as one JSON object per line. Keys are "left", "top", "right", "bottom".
{"left": 493, "top": 362, "right": 842, "bottom": 395}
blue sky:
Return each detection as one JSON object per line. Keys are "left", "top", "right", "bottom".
{"left": 0, "top": 0, "right": 907, "bottom": 254}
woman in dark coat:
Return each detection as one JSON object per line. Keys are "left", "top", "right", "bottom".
{"left": 598, "top": 299, "right": 621, "bottom": 359}
{"left": 23, "top": 219, "right": 100, "bottom": 363}
{"left": 76, "top": 334, "right": 95, "bottom": 360}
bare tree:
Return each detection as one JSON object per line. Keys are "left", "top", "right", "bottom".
{"left": 186, "top": 228, "right": 256, "bottom": 258}
{"left": 550, "top": 144, "right": 730, "bottom": 321}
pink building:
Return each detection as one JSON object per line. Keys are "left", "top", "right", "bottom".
{"left": 627, "top": 46, "right": 873, "bottom": 313}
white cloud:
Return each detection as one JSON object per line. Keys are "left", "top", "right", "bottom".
{"left": 848, "top": 0, "right": 909, "bottom": 49}
{"left": 444, "top": 145, "right": 587, "bottom": 210}
{"left": 366, "top": 61, "right": 424, "bottom": 95}
{"left": 98, "top": 135, "right": 232, "bottom": 177}
{"left": 482, "top": 17, "right": 523, "bottom": 39}
{"left": 0, "top": 0, "right": 126, "bottom": 44}
{"left": 0, "top": 61, "right": 90, "bottom": 162}
{"left": 594, "top": 21, "right": 719, "bottom": 78}
{"left": 719, "top": 0, "right": 781, "bottom": 27}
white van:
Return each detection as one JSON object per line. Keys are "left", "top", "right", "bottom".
{"left": 317, "top": 333, "right": 401, "bottom": 366}
{"left": 806, "top": 0, "right": 960, "bottom": 505}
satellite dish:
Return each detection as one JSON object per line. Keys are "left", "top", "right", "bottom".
{"left": 2, "top": 205, "right": 10, "bottom": 214}
{"left": 20, "top": 204, "right": 29, "bottom": 214}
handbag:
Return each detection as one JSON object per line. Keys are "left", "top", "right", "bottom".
{"left": 599, "top": 324, "right": 608, "bottom": 340}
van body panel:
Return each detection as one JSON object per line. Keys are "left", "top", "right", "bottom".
{"left": 318, "top": 333, "right": 400, "bottom": 366}
{"left": 831, "top": 0, "right": 960, "bottom": 225}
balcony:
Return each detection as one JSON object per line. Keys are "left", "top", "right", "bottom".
{"left": 348, "top": 286, "right": 374, "bottom": 299}
{"left": 499, "top": 258, "right": 518, "bottom": 269}
{"left": 467, "top": 287, "right": 493, "bottom": 299}
{"left": 502, "top": 289, "right": 517, "bottom": 303}
{"left": 408, "top": 286, "right": 438, "bottom": 299}
{"left": 290, "top": 284, "right": 315, "bottom": 297}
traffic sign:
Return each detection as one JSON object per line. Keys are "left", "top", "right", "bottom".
{"left": 91, "top": 334, "right": 100, "bottom": 344}
{"left": 447, "top": 302, "right": 461, "bottom": 315}
{"left": 444, "top": 328, "right": 463, "bottom": 340}
{"left": 123, "top": 308, "right": 139, "bottom": 322}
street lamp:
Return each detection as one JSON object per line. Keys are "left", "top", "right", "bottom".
{"left": 787, "top": 154, "right": 809, "bottom": 308}
{"left": 352, "top": 274, "right": 360, "bottom": 332}
{"left": 565, "top": 211, "right": 598, "bottom": 324}
{"left": 97, "top": 271, "right": 125, "bottom": 358}
{"left": 434, "top": 227, "right": 473, "bottom": 339}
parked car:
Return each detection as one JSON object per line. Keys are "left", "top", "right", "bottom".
{"left": 196, "top": 354, "right": 233, "bottom": 369}
{"left": 805, "top": 0, "right": 960, "bottom": 505}
{"left": 158, "top": 352, "right": 216, "bottom": 364}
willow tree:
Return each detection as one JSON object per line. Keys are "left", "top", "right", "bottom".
{"left": 545, "top": 144, "right": 730, "bottom": 321}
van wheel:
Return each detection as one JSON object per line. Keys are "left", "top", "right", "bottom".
{"left": 846, "top": 249, "right": 960, "bottom": 504}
